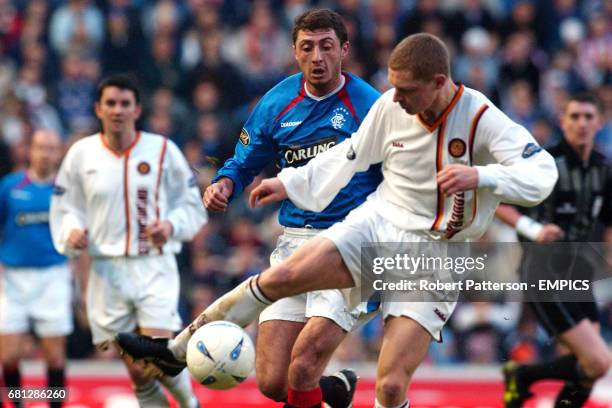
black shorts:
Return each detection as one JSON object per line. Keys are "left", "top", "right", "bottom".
{"left": 528, "top": 301, "right": 599, "bottom": 337}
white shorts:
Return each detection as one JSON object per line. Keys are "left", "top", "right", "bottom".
{"left": 87, "top": 254, "right": 182, "bottom": 346}
{"left": 259, "top": 228, "right": 373, "bottom": 332}
{"left": 0, "top": 263, "right": 73, "bottom": 337}
{"left": 319, "top": 200, "right": 457, "bottom": 342}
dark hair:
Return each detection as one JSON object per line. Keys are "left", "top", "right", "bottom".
{"left": 292, "top": 9, "right": 348, "bottom": 45}
{"left": 565, "top": 92, "right": 604, "bottom": 113}
{"left": 389, "top": 33, "right": 450, "bottom": 81}
{"left": 96, "top": 74, "right": 141, "bottom": 103}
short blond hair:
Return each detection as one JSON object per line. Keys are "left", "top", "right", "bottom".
{"left": 388, "top": 33, "right": 450, "bottom": 81}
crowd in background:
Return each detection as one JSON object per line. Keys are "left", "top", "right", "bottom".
{"left": 0, "top": 0, "right": 611, "bottom": 366}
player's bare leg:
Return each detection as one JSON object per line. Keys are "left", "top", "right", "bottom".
{"left": 256, "top": 320, "right": 304, "bottom": 401}
{"left": 0, "top": 333, "right": 25, "bottom": 407}
{"left": 171, "top": 237, "right": 352, "bottom": 357}
{"left": 288, "top": 317, "right": 355, "bottom": 408}
{"left": 375, "top": 317, "right": 432, "bottom": 407}
{"left": 40, "top": 336, "right": 67, "bottom": 408}
{"left": 116, "top": 237, "right": 354, "bottom": 374}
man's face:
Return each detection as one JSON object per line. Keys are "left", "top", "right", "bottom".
{"left": 561, "top": 101, "right": 602, "bottom": 148}
{"left": 388, "top": 68, "right": 440, "bottom": 115}
{"left": 30, "top": 131, "right": 62, "bottom": 174}
{"left": 95, "top": 86, "right": 141, "bottom": 135}
{"left": 294, "top": 28, "right": 348, "bottom": 95}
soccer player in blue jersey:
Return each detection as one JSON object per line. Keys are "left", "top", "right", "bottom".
{"left": 120, "top": 9, "right": 382, "bottom": 408}
{"left": 0, "top": 130, "right": 70, "bottom": 408}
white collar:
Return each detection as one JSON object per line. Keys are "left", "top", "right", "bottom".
{"left": 304, "top": 74, "right": 346, "bottom": 101}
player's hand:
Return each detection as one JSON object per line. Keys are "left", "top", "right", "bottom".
{"left": 437, "top": 164, "right": 479, "bottom": 196}
{"left": 249, "top": 177, "right": 287, "bottom": 208}
{"left": 203, "top": 178, "right": 233, "bottom": 212}
{"left": 146, "top": 220, "right": 173, "bottom": 246}
{"left": 68, "top": 229, "right": 88, "bottom": 250}
{"left": 536, "top": 224, "right": 564, "bottom": 242}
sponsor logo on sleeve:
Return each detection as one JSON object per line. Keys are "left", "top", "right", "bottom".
{"left": 346, "top": 145, "right": 356, "bottom": 160}
{"left": 239, "top": 128, "right": 250, "bottom": 146}
{"left": 522, "top": 142, "right": 542, "bottom": 158}
{"left": 53, "top": 185, "right": 66, "bottom": 195}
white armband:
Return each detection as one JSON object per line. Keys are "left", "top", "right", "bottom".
{"left": 515, "top": 215, "right": 543, "bottom": 241}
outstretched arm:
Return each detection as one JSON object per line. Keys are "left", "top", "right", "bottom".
{"left": 257, "top": 96, "right": 387, "bottom": 211}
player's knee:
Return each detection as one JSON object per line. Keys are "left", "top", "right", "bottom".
{"left": 289, "top": 353, "right": 320, "bottom": 387}
{"left": 583, "top": 353, "right": 611, "bottom": 380}
{"left": 257, "top": 376, "right": 287, "bottom": 402}
{"left": 126, "top": 362, "right": 154, "bottom": 385}
{"left": 45, "top": 354, "right": 66, "bottom": 370}
{"left": 376, "top": 375, "right": 406, "bottom": 403}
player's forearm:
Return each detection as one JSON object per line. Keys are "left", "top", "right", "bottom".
{"left": 475, "top": 153, "right": 558, "bottom": 206}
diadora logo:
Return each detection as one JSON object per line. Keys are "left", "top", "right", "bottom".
{"left": 284, "top": 137, "right": 337, "bottom": 167}
{"left": 331, "top": 107, "right": 349, "bottom": 130}
{"left": 281, "top": 121, "right": 302, "bottom": 128}
{"left": 392, "top": 141, "right": 404, "bottom": 148}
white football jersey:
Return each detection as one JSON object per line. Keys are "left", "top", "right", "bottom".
{"left": 278, "top": 85, "right": 558, "bottom": 241}
{"left": 51, "top": 131, "right": 208, "bottom": 257}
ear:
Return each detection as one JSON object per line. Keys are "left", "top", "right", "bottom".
{"left": 293, "top": 44, "right": 298, "bottom": 63}
{"left": 341, "top": 41, "right": 349, "bottom": 59}
{"left": 94, "top": 102, "right": 102, "bottom": 120}
{"left": 434, "top": 74, "right": 447, "bottom": 89}
{"left": 134, "top": 103, "right": 142, "bottom": 120}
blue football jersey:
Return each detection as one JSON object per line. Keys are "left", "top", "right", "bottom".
{"left": 215, "top": 72, "right": 382, "bottom": 228}
{"left": 0, "top": 171, "right": 66, "bottom": 267}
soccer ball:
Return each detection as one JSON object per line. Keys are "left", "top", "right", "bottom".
{"left": 186, "top": 321, "right": 255, "bottom": 390}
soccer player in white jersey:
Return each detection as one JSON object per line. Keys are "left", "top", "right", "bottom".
{"left": 0, "top": 130, "right": 69, "bottom": 408}
{"left": 50, "top": 74, "right": 207, "bottom": 408}
{"left": 116, "top": 34, "right": 558, "bottom": 407}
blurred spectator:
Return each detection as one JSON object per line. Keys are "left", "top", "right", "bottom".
{"left": 503, "top": 80, "right": 546, "bottom": 131}
{"left": 181, "top": 30, "right": 245, "bottom": 108}
{"left": 454, "top": 27, "right": 499, "bottom": 100}
{"left": 48, "top": 0, "right": 104, "bottom": 57}
{"left": 576, "top": 14, "right": 612, "bottom": 88}
{"left": 398, "top": 0, "right": 449, "bottom": 41}
{"left": 0, "top": 0, "right": 23, "bottom": 56}
{"left": 52, "top": 53, "right": 98, "bottom": 135}
{"left": 499, "top": 31, "right": 541, "bottom": 96}
{"left": 222, "top": 0, "right": 291, "bottom": 95}
{"left": 101, "top": 0, "right": 145, "bottom": 75}
{"left": 140, "top": 33, "right": 181, "bottom": 95}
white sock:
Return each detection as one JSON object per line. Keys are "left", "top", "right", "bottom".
{"left": 169, "top": 275, "right": 272, "bottom": 360}
{"left": 374, "top": 398, "right": 409, "bottom": 408}
{"left": 160, "top": 369, "right": 198, "bottom": 408}
{"left": 134, "top": 380, "right": 170, "bottom": 407}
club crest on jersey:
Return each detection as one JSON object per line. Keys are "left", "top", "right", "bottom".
{"left": 330, "top": 107, "right": 349, "bottom": 130}
{"left": 239, "top": 128, "right": 250, "bottom": 145}
{"left": 522, "top": 142, "right": 542, "bottom": 158}
{"left": 448, "top": 138, "right": 467, "bottom": 158}
{"left": 137, "top": 162, "right": 151, "bottom": 175}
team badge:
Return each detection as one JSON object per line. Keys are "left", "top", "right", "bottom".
{"left": 239, "top": 128, "right": 250, "bottom": 145}
{"left": 522, "top": 142, "right": 542, "bottom": 158}
{"left": 448, "top": 138, "right": 466, "bottom": 158}
{"left": 137, "top": 162, "right": 151, "bottom": 175}
{"left": 331, "top": 107, "right": 349, "bottom": 130}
